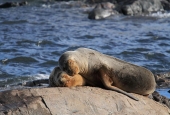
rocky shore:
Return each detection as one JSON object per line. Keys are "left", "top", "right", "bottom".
{"left": 1, "top": 0, "right": 170, "bottom": 19}
{"left": 0, "top": 71, "right": 169, "bottom": 114}
{"left": 0, "top": 87, "right": 170, "bottom": 115}
{"left": 155, "top": 72, "right": 170, "bottom": 88}
{"left": 87, "top": 0, "right": 170, "bottom": 19}
{"left": 152, "top": 72, "right": 170, "bottom": 108}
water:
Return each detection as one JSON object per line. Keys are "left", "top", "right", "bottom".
{"left": 0, "top": 0, "right": 170, "bottom": 97}
{"left": 157, "top": 89, "right": 170, "bottom": 98}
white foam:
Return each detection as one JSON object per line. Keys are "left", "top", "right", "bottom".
{"left": 34, "top": 74, "right": 49, "bottom": 80}
{"left": 150, "top": 11, "right": 170, "bottom": 18}
{"left": 42, "top": 4, "right": 51, "bottom": 8}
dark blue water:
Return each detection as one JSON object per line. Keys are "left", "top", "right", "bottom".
{"left": 0, "top": 0, "right": 170, "bottom": 97}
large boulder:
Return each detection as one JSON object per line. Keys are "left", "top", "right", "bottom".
{"left": 161, "top": 0, "right": 170, "bottom": 10}
{"left": 120, "top": 0, "right": 164, "bottom": 15}
{"left": 87, "top": 0, "right": 169, "bottom": 18}
{"left": 0, "top": 87, "right": 170, "bottom": 115}
{"left": 154, "top": 72, "right": 170, "bottom": 88}
{"left": 152, "top": 91, "right": 170, "bottom": 108}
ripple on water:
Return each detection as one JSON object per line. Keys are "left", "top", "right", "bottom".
{"left": 16, "top": 40, "right": 37, "bottom": 46}
{"left": 0, "top": 20, "right": 28, "bottom": 25}
{"left": 37, "top": 40, "right": 57, "bottom": 47}
{"left": 130, "top": 48, "right": 151, "bottom": 52}
{"left": 38, "top": 60, "right": 58, "bottom": 67}
{"left": 9, "top": 56, "right": 38, "bottom": 64}
{"left": 1, "top": 49, "right": 18, "bottom": 53}
{"left": 144, "top": 52, "right": 167, "bottom": 60}
{"left": 0, "top": 72, "right": 15, "bottom": 87}
{"left": 166, "top": 50, "right": 170, "bottom": 54}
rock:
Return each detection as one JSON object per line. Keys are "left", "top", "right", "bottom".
{"left": 152, "top": 91, "right": 170, "bottom": 108}
{"left": 120, "top": 0, "right": 164, "bottom": 15}
{"left": 0, "top": 1, "right": 27, "bottom": 8}
{"left": 161, "top": 0, "right": 170, "bottom": 10}
{"left": 154, "top": 72, "right": 170, "bottom": 88}
{"left": 88, "top": 2, "right": 118, "bottom": 19}
{"left": 86, "top": 0, "right": 169, "bottom": 17}
{"left": 86, "top": 0, "right": 117, "bottom": 4}
{"left": 152, "top": 72, "right": 170, "bottom": 109}
{"left": 0, "top": 87, "right": 170, "bottom": 115}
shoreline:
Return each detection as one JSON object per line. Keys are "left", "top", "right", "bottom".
{"left": 0, "top": 74, "right": 169, "bottom": 109}
{"left": 0, "top": 86, "right": 170, "bottom": 114}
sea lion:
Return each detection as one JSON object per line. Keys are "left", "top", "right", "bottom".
{"left": 49, "top": 67, "right": 86, "bottom": 87}
{"left": 58, "top": 48, "right": 156, "bottom": 101}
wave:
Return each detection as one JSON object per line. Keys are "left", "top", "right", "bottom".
{"left": 32, "top": 73, "right": 49, "bottom": 79}
{"left": 0, "top": 73, "right": 49, "bottom": 87}
{"left": 0, "top": 20, "right": 28, "bottom": 25}
{"left": 150, "top": 11, "right": 170, "bottom": 18}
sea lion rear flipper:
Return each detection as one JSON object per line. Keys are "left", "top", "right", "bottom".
{"left": 104, "top": 85, "right": 139, "bottom": 101}
{"left": 99, "top": 68, "right": 139, "bottom": 101}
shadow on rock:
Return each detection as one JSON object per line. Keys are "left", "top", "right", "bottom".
{"left": 154, "top": 72, "right": 170, "bottom": 88}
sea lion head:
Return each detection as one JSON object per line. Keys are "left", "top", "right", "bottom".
{"left": 49, "top": 67, "right": 72, "bottom": 87}
{"left": 55, "top": 72, "right": 72, "bottom": 87}
{"left": 59, "top": 51, "right": 80, "bottom": 76}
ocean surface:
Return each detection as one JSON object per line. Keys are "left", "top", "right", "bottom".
{"left": 0, "top": 0, "right": 170, "bottom": 97}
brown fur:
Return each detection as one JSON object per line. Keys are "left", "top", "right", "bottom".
{"left": 56, "top": 48, "right": 156, "bottom": 101}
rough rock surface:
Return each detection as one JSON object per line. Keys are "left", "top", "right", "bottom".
{"left": 119, "top": 0, "right": 164, "bottom": 15}
{"left": 0, "top": 87, "right": 170, "bottom": 115}
{"left": 152, "top": 91, "right": 170, "bottom": 108}
{"left": 155, "top": 72, "right": 170, "bottom": 88}
{"left": 161, "top": 0, "right": 170, "bottom": 10}
{"left": 87, "top": 0, "right": 170, "bottom": 19}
